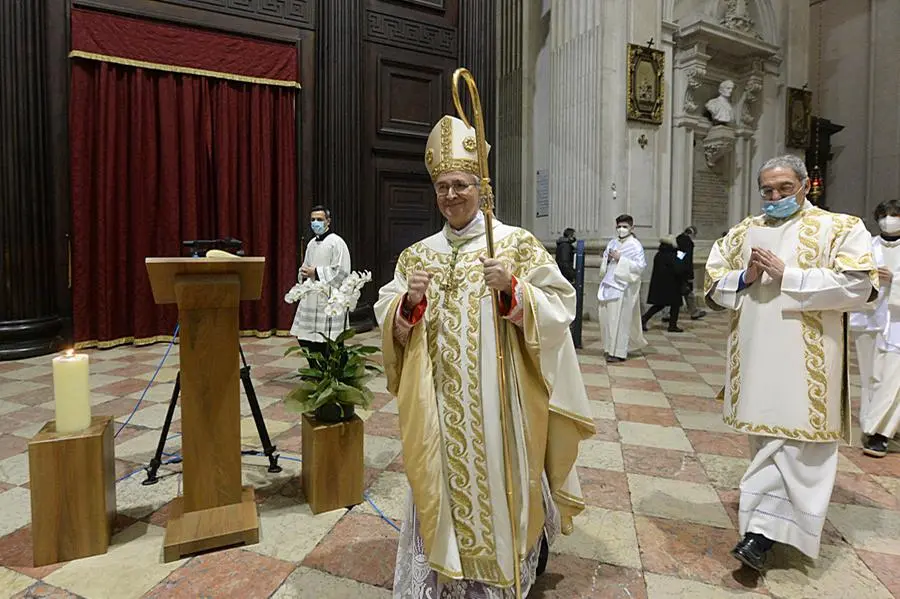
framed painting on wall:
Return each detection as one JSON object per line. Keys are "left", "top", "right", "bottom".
{"left": 626, "top": 43, "right": 664, "bottom": 125}
{"left": 785, "top": 87, "right": 812, "bottom": 148}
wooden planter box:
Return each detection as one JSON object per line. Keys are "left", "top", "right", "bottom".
{"left": 28, "top": 416, "right": 116, "bottom": 566}
{"left": 301, "top": 413, "right": 364, "bottom": 514}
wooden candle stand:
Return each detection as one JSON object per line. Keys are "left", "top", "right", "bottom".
{"left": 301, "top": 413, "right": 364, "bottom": 514}
{"left": 28, "top": 416, "right": 116, "bottom": 566}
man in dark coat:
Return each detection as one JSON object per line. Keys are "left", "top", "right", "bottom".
{"left": 555, "top": 227, "right": 577, "bottom": 283}
{"left": 664, "top": 225, "right": 706, "bottom": 322}
{"left": 642, "top": 236, "right": 691, "bottom": 332}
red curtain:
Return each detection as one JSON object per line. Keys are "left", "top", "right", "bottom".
{"left": 70, "top": 60, "right": 298, "bottom": 347}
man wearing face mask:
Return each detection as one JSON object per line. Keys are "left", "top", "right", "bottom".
{"left": 705, "top": 154, "right": 878, "bottom": 571}
{"left": 289, "top": 205, "right": 351, "bottom": 357}
{"left": 861, "top": 200, "right": 900, "bottom": 458}
{"left": 597, "top": 215, "right": 648, "bottom": 362}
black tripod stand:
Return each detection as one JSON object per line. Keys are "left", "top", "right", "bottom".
{"left": 143, "top": 344, "right": 283, "bottom": 485}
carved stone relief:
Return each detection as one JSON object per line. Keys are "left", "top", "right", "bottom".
{"left": 682, "top": 65, "right": 706, "bottom": 114}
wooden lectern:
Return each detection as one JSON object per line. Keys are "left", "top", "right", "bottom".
{"left": 145, "top": 257, "right": 265, "bottom": 562}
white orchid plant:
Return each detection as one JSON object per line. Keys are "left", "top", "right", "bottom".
{"left": 283, "top": 271, "right": 381, "bottom": 421}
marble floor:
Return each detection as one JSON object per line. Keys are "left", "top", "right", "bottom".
{"left": 1, "top": 314, "right": 899, "bottom": 598}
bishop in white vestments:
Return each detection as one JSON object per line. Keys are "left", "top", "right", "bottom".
{"left": 862, "top": 200, "right": 900, "bottom": 457}
{"left": 597, "top": 215, "right": 647, "bottom": 362}
{"left": 705, "top": 155, "right": 878, "bottom": 570}
{"left": 375, "top": 115, "right": 595, "bottom": 598}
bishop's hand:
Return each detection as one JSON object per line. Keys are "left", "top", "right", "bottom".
{"left": 406, "top": 270, "right": 432, "bottom": 308}
{"left": 752, "top": 248, "right": 785, "bottom": 280}
{"left": 480, "top": 256, "right": 513, "bottom": 294}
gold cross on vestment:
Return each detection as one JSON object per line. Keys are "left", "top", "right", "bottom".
{"left": 439, "top": 247, "right": 461, "bottom": 293}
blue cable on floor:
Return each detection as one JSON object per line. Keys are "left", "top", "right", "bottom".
{"left": 114, "top": 324, "right": 180, "bottom": 439}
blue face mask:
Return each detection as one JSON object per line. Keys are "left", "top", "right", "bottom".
{"left": 763, "top": 194, "right": 801, "bottom": 219}
{"left": 311, "top": 220, "right": 327, "bottom": 235}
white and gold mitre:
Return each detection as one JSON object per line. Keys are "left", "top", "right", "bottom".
{"left": 424, "top": 115, "right": 491, "bottom": 181}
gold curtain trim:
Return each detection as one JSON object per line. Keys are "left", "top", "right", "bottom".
{"left": 69, "top": 50, "right": 301, "bottom": 89}
{"left": 73, "top": 328, "right": 292, "bottom": 350}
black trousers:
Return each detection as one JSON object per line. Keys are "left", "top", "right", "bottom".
{"left": 643, "top": 303, "right": 680, "bottom": 328}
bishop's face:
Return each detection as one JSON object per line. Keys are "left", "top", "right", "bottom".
{"left": 435, "top": 171, "right": 480, "bottom": 230}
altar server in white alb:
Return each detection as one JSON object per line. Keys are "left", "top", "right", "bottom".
{"left": 704, "top": 154, "right": 878, "bottom": 571}
{"left": 597, "top": 215, "right": 647, "bottom": 362}
{"left": 849, "top": 206, "right": 890, "bottom": 456}
{"left": 290, "top": 205, "right": 351, "bottom": 353}
{"left": 862, "top": 200, "right": 900, "bottom": 458}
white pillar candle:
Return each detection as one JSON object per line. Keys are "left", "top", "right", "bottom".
{"left": 51, "top": 350, "right": 92, "bottom": 434}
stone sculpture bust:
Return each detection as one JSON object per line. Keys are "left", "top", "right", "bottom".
{"left": 705, "top": 80, "right": 735, "bottom": 125}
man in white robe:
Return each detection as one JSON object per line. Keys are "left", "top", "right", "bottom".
{"left": 290, "top": 205, "right": 351, "bottom": 355}
{"left": 375, "top": 114, "right": 595, "bottom": 598}
{"left": 705, "top": 154, "right": 878, "bottom": 570}
{"left": 849, "top": 226, "right": 889, "bottom": 454}
{"left": 597, "top": 215, "right": 647, "bottom": 362}
{"left": 863, "top": 200, "right": 900, "bottom": 457}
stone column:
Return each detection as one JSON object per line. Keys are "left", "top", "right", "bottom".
{"left": 867, "top": 0, "right": 900, "bottom": 208}
{"left": 0, "top": 0, "right": 69, "bottom": 359}
{"left": 496, "top": 0, "right": 524, "bottom": 225}
{"left": 548, "top": 0, "right": 606, "bottom": 238}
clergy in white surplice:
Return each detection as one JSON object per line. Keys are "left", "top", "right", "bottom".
{"left": 862, "top": 200, "right": 900, "bottom": 457}
{"left": 704, "top": 154, "right": 878, "bottom": 571}
{"left": 375, "top": 114, "right": 595, "bottom": 598}
{"left": 597, "top": 215, "right": 648, "bottom": 362}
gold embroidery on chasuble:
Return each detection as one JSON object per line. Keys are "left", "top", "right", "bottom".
{"left": 718, "top": 210, "right": 858, "bottom": 442}
{"left": 403, "top": 239, "right": 498, "bottom": 562}
{"left": 796, "top": 213, "right": 829, "bottom": 433}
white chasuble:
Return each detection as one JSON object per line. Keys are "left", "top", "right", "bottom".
{"left": 374, "top": 218, "right": 595, "bottom": 589}
{"left": 597, "top": 236, "right": 647, "bottom": 358}
{"left": 704, "top": 204, "right": 877, "bottom": 443}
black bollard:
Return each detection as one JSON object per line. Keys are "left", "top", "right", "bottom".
{"left": 571, "top": 239, "right": 585, "bottom": 349}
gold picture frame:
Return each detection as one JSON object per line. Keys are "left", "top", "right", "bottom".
{"left": 785, "top": 87, "right": 812, "bottom": 148}
{"left": 626, "top": 44, "right": 665, "bottom": 125}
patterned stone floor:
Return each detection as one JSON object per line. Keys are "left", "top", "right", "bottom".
{"left": 1, "top": 313, "right": 899, "bottom": 598}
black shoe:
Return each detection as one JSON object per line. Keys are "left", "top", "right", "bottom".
{"left": 606, "top": 355, "right": 626, "bottom": 363}
{"left": 690, "top": 311, "right": 707, "bottom": 320}
{"left": 731, "top": 533, "right": 772, "bottom": 571}
{"left": 641, "top": 319, "right": 649, "bottom": 332}
{"left": 864, "top": 434, "right": 889, "bottom": 458}
{"left": 667, "top": 326, "right": 684, "bottom": 333}
{"left": 536, "top": 535, "right": 549, "bottom": 576}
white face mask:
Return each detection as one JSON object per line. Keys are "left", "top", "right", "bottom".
{"left": 616, "top": 226, "right": 631, "bottom": 238}
{"left": 879, "top": 216, "right": 900, "bottom": 235}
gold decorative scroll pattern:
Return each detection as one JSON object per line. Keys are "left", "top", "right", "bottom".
{"left": 712, "top": 213, "right": 845, "bottom": 441}
{"left": 396, "top": 229, "right": 554, "bottom": 583}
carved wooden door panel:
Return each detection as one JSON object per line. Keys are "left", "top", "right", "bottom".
{"left": 361, "top": 0, "right": 460, "bottom": 289}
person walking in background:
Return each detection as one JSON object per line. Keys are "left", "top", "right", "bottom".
{"left": 861, "top": 199, "right": 900, "bottom": 457}
{"left": 642, "top": 236, "right": 690, "bottom": 333}
{"left": 555, "top": 227, "right": 577, "bottom": 283}
{"left": 849, "top": 209, "right": 889, "bottom": 455}
{"left": 597, "top": 215, "right": 647, "bottom": 362}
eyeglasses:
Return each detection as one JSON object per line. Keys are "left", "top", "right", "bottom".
{"left": 759, "top": 183, "right": 799, "bottom": 199}
{"left": 435, "top": 182, "right": 475, "bottom": 197}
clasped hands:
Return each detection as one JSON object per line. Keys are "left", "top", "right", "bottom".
{"left": 744, "top": 248, "right": 785, "bottom": 284}
{"left": 405, "top": 257, "right": 513, "bottom": 307}
{"left": 300, "top": 266, "right": 317, "bottom": 280}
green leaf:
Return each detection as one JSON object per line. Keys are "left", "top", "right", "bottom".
{"left": 284, "top": 346, "right": 304, "bottom": 357}
{"left": 336, "top": 328, "right": 357, "bottom": 344}
{"left": 297, "top": 367, "right": 325, "bottom": 379}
